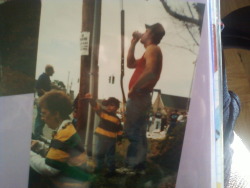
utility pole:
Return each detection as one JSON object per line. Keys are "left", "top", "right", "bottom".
{"left": 77, "top": 0, "right": 102, "bottom": 157}
{"left": 77, "top": 0, "right": 95, "bottom": 145}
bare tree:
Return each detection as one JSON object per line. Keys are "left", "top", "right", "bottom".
{"left": 160, "top": 0, "right": 205, "bottom": 55}
{"left": 160, "top": 0, "right": 204, "bottom": 31}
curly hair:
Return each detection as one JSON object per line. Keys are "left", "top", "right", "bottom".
{"left": 39, "top": 90, "right": 72, "bottom": 119}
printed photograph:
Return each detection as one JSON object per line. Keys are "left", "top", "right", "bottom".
{"left": 28, "top": 0, "right": 205, "bottom": 187}
{"left": 0, "top": 0, "right": 41, "bottom": 96}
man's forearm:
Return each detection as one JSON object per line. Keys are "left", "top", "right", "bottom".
{"left": 127, "top": 43, "right": 137, "bottom": 68}
{"left": 30, "top": 151, "right": 60, "bottom": 176}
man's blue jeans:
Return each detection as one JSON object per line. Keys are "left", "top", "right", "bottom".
{"left": 125, "top": 94, "right": 151, "bottom": 170}
{"left": 34, "top": 105, "right": 45, "bottom": 139}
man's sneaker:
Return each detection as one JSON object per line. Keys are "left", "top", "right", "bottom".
{"left": 116, "top": 167, "right": 146, "bottom": 175}
{"left": 115, "top": 167, "right": 136, "bottom": 175}
{"left": 146, "top": 132, "right": 152, "bottom": 138}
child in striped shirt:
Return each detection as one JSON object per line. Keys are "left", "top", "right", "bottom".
{"left": 84, "top": 93, "right": 123, "bottom": 177}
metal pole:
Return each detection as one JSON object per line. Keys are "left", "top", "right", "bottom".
{"left": 85, "top": 0, "right": 102, "bottom": 157}
{"left": 120, "top": 6, "right": 126, "bottom": 104}
{"left": 120, "top": 1, "right": 126, "bottom": 122}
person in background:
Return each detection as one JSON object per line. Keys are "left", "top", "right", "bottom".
{"left": 160, "top": 115, "right": 167, "bottom": 132}
{"left": 34, "top": 65, "right": 54, "bottom": 139}
{"left": 176, "top": 111, "right": 186, "bottom": 126}
{"left": 168, "top": 110, "right": 179, "bottom": 134}
{"left": 153, "top": 108, "right": 162, "bottom": 132}
{"left": 72, "top": 93, "right": 79, "bottom": 127}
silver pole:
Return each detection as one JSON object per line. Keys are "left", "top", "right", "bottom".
{"left": 85, "top": 0, "right": 102, "bottom": 156}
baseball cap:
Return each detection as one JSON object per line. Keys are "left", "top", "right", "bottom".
{"left": 145, "top": 23, "right": 165, "bottom": 43}
{"left": 102, "top": 97, "right": 120, "bottom": 108}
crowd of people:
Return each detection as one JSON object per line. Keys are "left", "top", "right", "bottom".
{"left": 146, "top": 108, "right": 187, "bottom": 138}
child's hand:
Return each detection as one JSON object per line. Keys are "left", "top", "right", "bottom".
{"left": 31, "top": 140, "right": 39, "bottom": 149}
{"left": 84, "top": 93, "right": 92, "bottom": 99}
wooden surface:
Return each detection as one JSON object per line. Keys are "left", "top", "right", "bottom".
{"left": 221, "top": 0, "right": 250, "bottom": 150}
{"left": 221, "top": 0, "right": 250, "bottom": 18}
{"left": 224, "top": 49, "right": 250, "bottom": 150}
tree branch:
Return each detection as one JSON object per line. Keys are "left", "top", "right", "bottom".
{"left": 184, "top": 23, "right": 199, "bottom": 46}
{"left": 160, "top": 0, "right": 200, "bottom": 26}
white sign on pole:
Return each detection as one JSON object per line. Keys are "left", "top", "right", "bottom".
{"left": 80, "top": 32, "right": 90, "bottom": 56}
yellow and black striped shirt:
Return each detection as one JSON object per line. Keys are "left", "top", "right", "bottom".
{"left": 45, "top": 120, "right": 92, "bottom": 182}
{"left": 92, "top": 102, "right": 123, "bottom": 139}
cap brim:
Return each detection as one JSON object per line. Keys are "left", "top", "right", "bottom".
{"left": 145, "top": 24, "right": 150, "bottom": 29}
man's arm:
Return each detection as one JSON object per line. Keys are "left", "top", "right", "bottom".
{"left": 35, "top": 74, "right": 50, "bottom": 96}
{"left": 128, "top": 45, "right": 162, "bottom": 98}
{"left": 127, "top": 31, "right": 141, "bottom": 68}
{"left": 30, "top": 151, "right": 60, "bottom": 176}
{"left": 35, "top": 75, "right": 44, "bottom": 96}
{"left": 36, "top": 89, "right": 46, "bottom": 96}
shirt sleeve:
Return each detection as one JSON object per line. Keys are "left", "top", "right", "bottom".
{"left": 30, "top": 151, "right": 60, "bottom": 176}
{"left": 35, "top": 75, "right": 44, "bottom": 89}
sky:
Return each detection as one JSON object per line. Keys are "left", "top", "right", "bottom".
{"left": 36, "top": 0, "right": 82, "bottom": 94}
{"left": 36, "top": 0, "right": 202, "bottom": 102}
